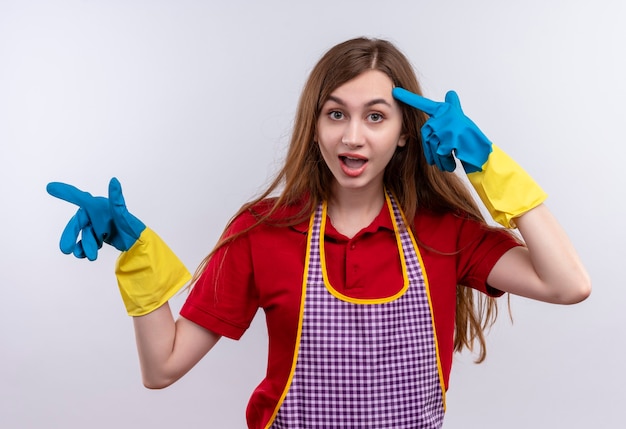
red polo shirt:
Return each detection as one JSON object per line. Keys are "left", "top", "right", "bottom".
{"left": 181, "top": 199, "right": 520, "bottom": 428}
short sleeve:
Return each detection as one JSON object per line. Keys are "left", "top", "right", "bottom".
{"left": 180, "top": 214, "right": 260, "bottom": 340}
{"left": 456, "top": 218, "right": 522, "bottom": 296}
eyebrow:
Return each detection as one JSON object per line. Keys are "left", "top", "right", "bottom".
{"left": 326, "top": 95, "right": 392, "bottom": 108}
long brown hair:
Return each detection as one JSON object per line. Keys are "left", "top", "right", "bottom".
{"left": 192, "top": 37, "right": 501, "bottom": 362}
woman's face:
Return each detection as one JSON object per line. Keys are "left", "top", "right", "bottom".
{"left": 316, "top": 69, "right": 406, "bottom": 197}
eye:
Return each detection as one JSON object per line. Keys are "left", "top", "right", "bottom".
{"left": 368, "top": 112, "right": 383, "bottom": 123}
{"left": 329, "top": 110, "right": 344, "bottom": 120}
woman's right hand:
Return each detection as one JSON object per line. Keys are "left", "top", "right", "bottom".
{"left": 47, "top": 177, "right": 146, "bottom": 261}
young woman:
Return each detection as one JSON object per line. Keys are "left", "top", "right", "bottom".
{"left": 47, "top": 37, "right": 591, "bottom": 428}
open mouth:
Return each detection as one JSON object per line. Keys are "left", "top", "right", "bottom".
{"left": 340, "top": 156, "right": 367, "bottom": 169}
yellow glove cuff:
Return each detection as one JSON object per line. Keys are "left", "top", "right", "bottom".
{"left": 115, "top": 227, "right": 191, "bottom": 316}
{"left": 467, "top": 145, "right": 548, "bottom": 228}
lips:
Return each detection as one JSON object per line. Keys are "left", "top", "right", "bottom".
{"left": 339, "top": 154, "right": 368, "bottom": 177}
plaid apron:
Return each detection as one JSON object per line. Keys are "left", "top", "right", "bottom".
{"left": 268, "top": 192, "right": 445, "bottom": 428}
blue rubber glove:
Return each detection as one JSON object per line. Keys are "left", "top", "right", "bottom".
{"left": 392, "top": 87, "right": 492, "bottom": 173}
{"left": 46, "top": 178, "right": 146, "bottom": 261}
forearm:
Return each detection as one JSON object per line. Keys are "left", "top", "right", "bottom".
{"left": 499, "top": 204, "right": 591, "bottom": 303}
{"left": 133, "top": 303, "right": 177, "bottom": 388}
{"left": 133, "top": 303, "right": 220, "bottom": 389}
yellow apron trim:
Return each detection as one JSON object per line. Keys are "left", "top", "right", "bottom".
{"left": 320, "top": 192, "right": 410, "bottom": 304}
{"left": 395, "top": 197, "right": 448, "bottom": 410}
{"left": 263, "top": 212, "right": 316, "bottom": 429}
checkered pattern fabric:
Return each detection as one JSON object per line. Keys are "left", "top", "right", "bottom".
{"left": 270, "top": 193, "right": 444, "bottom": 428}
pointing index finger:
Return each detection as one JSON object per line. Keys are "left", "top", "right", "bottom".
{"left": 392, "top": 87, "right": 441, "bottom": 116}
{"left": 46, "top": 182, "right": 94, "bottom": 208}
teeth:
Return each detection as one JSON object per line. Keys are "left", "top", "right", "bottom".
{"left": 342, "top": 156, "right": 366, "bottom": 168}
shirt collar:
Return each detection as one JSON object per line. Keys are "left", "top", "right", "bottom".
{"left": 292, "top": 200, "right": 394, "bottom": 239}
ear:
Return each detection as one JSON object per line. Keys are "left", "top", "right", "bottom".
{"left": 397, "top": 133, "right": 408, "bottom": 148}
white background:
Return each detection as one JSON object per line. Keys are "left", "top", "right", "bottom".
{"left": 1, "top": 1, "right": 624, "bottom": 428}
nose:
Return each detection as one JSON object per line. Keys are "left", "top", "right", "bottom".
{"left": 341, "top": 119, "right": 365, "bottom": 148}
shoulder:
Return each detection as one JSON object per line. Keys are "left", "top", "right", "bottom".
{"left": 413, "top": 208, "right": 516, "bottom": 252}
{"left": 413, "top": 207, "right": 476, "bottom": 236}
{"left": 227, "top": 196, "right": 311, "bottom": 236}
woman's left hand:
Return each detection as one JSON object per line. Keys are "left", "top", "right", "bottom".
{"left": 392, "top": 87, "right": 492, "bottom": 173}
